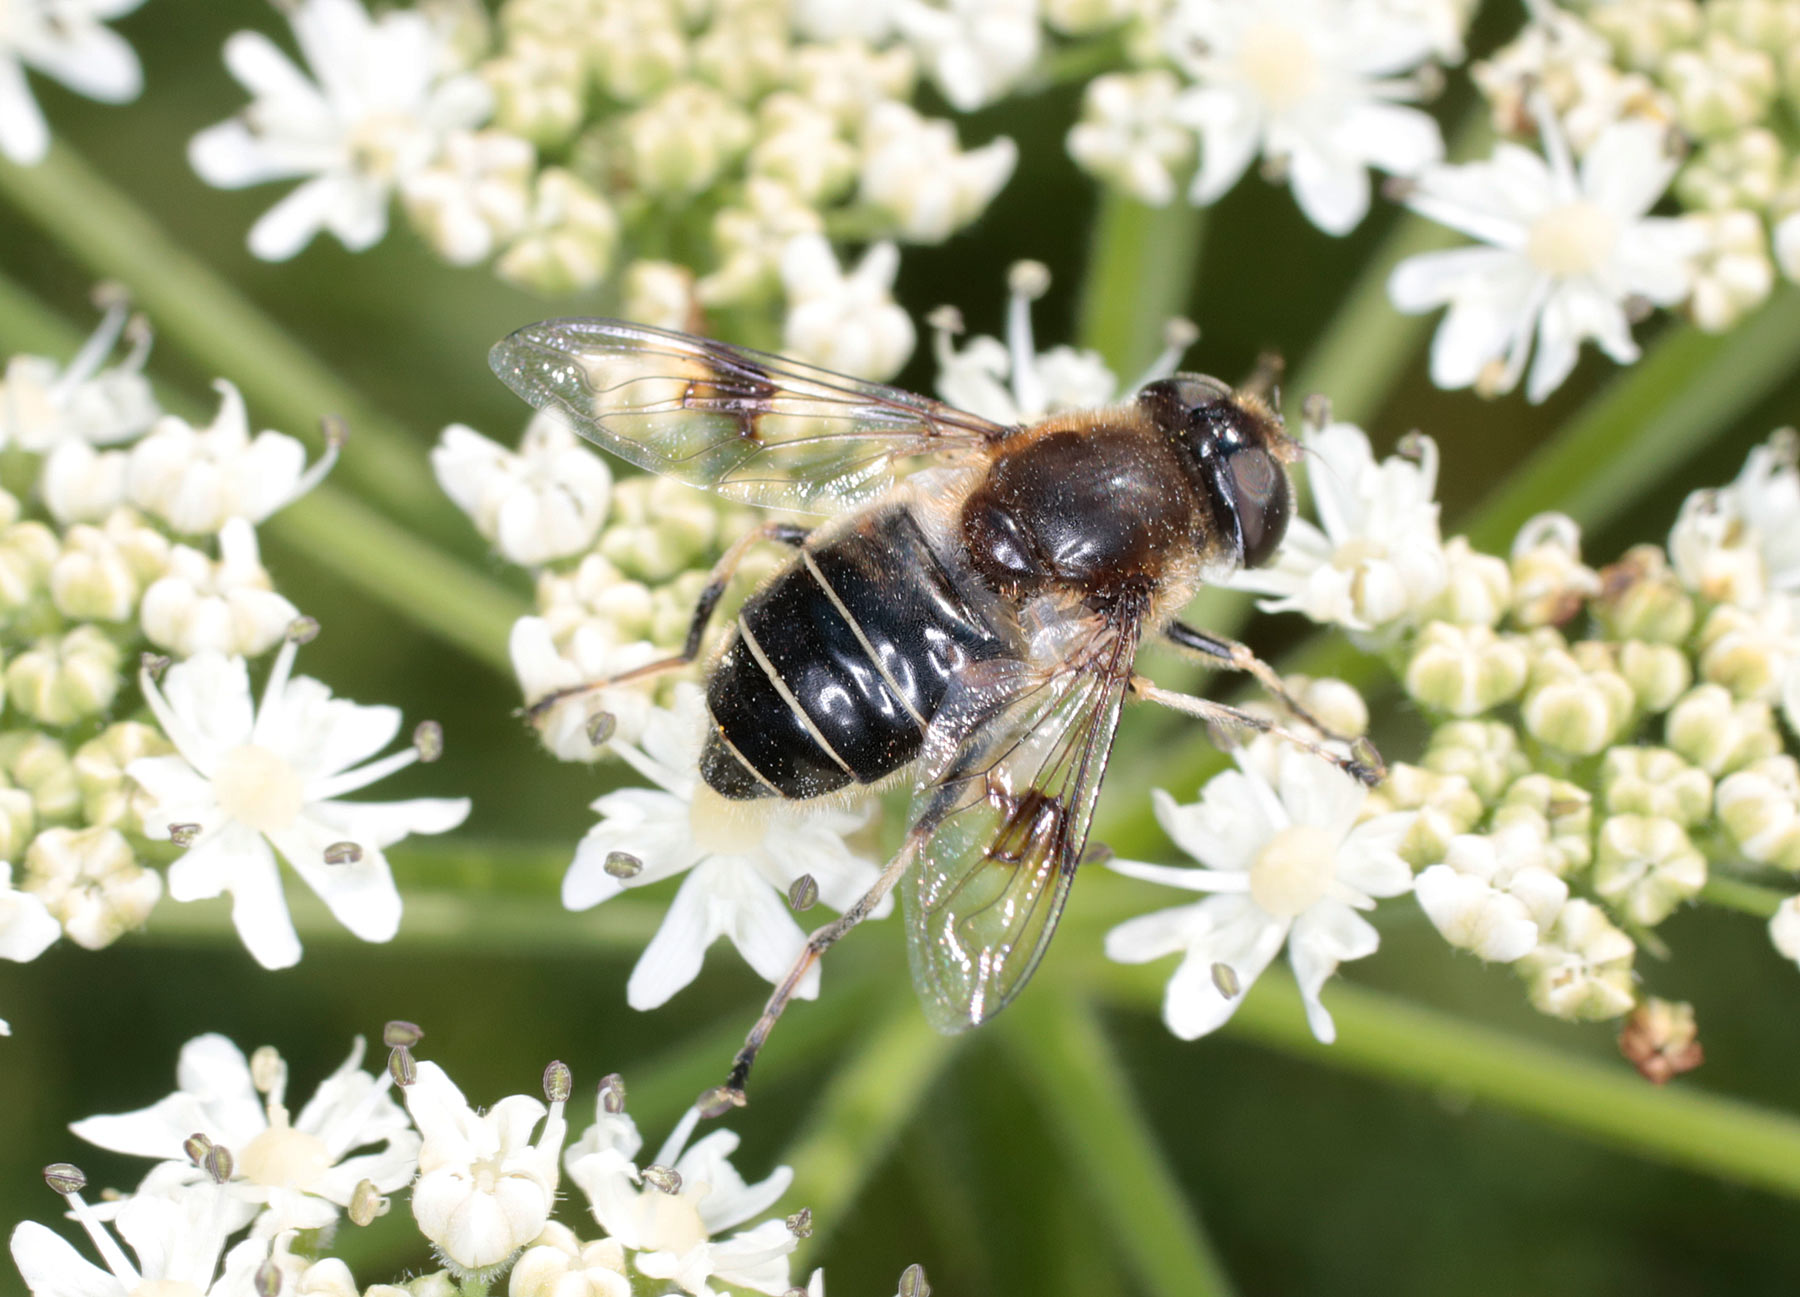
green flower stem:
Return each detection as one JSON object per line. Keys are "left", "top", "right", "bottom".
{"left": 0, "top": 146, "right": 443, "bottom": 527}
{"left": 261, "top": 487, "right": 522, "bottom": 673}
{"left": 0, "top": 271, "right": 529, "bottom": 671}
{"left": 1002, "top": 996, "right": 1238, "bottom": 1297}
{"left": 1465, "top": 286, "right": 1800, "bottom": 554}
{"left": 1077, "top": 190, "right": 1204, "bottom": 378}
{"left": 136, "top": 886, "right": 662, "bottom": 954}
{"left": 1098, "top": 960, "right": 1800, "bottom": 1200}
{"left": 785, "top": 985, "right": 962, "bottom": 1265}
{"left": 1701, "top": 874, "right": 1789, "bottom": 919}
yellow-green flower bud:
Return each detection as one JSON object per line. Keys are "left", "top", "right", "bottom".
{"left": 74, "top": 722, "right": 173, "bottom": 833}
{"left": 1676, "top": 130, "right": 1784, "bottom": 210}
{"left": 619, "top": 260, "right": 698, "bottom": 332}
{"left": 1588, "top": 0, "right": 1701, "bottom": 69}
{"left": 599, "top": 477, "right": 722, "bottom": 581}
{"left": 1496, "top": 773, "right": 1594, "bottom": 875}
{"left": 1521, "top": 641, "right": 1636, "bottom": 757}
{"left": 1404, "top": 622, "right": 1529, "bottom": 716}
{"left": 1616, "top": 639, "right": 1692, "bottom": 713}
{"left": 485, "top": 39, "right": 585, "bottom": 146}
{"left": 23, "top": 824, "right": 159, "bottom": 949}
{"left": 1600, "top": 746, "right": 1713, "bottom": 826}
{"left": 100, "top": 508, "right": 171, "bottom": 585}
{"left": 1666, "top": 683, "right": 1782, "bottom": 774}
{"left": 651, "top": 571, "right": 710, "bottom": 647}
{"left": 49, "top": 525, "right": 139, "bottom": 623}
{"left": 1424, "top": 720, "right": 1531, "bottom": 803}
{"left": 1593, "top": 545, "right": 1695, "bottom": 643}
{"left": 587, "top": 3, "right": 689, "bottom": 103}
{"left": 1707, "top": 0, "right": 1800, "bottom": 52}
{"left": 1715, "top": 754, "right": 1800, "bottom": 869}
{"left": 0, "top": 780, "right": 34, "bottom": 860}
{"left": 0, "top": 521, "right": 59, "bottom": 621}
{"left": 1518, "top": 898, "right": 1637, "bottom": 1021}
{"left": 617, "top": 84, "right": 753, "bottom": 198}
{"left": 1509, "top": 513, "right": 1599, "bottom": 628}
{"left": 1421, "top": 536, "right": 1512, "bottom": 626}
{"left": 1685, "top": 208, "right": 1776, "bottom": 332}
{"left": 1696, "top": 601, "right": 1795, "bottom": 701}
{"left": 1365, "top": 763, "right": 1483, "bottom": 869}
{"left": 0, "top": 731, "right": 80, "bottom": 822}
{"left": 495, "top": 169, "right": 621, "bottom": 297}
{"left": 6, "top": 626, "right": 121, "bottom": 727}
{"left": 1287, "top": 674, "right": 1370, "bottom": 739}
{"left": 1664, "top": 32, "right": 1778, "bottom": 137}
{"left": 692, "top": 7, "right": 790, "bottom": 102}
{"left": 1592, "top": 813, "right": 1707, "bottom": 925}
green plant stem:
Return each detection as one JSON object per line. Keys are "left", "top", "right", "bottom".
{"left": 1077, "top": 191, "right": 1205, "bottom": 377}
{"left": 1004, "top": 997, "right": 1237, "bottom": 1297}
{"left": 0, "top": 145, "right": 442, "bottom": 527}
{"left": 1099, "top": 960, "right": 1800, "bottom": 1200}
{"left": 786, "top": 987, "right": 962, "bottom": 1265}
{"left": 1466, "top": 286, "right": 1800, "bottom": 553}
{"left": 0, "top": 269, "right": 528, "bottom": 672}
{"left": 1701, "top": 873, "right": 1788, "bottom": 919}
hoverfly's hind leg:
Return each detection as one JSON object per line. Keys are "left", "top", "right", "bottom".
{"left": 522, "top": 520, "right": 811, "bottom": 725}
{"left": 702, "top": 827, "right": 925, "bottom": 1117}
{"left": 1162, "top": 621, "right": 1359, "bottom": 748}
{"left": 1133, "top": 675, "right": 1386, "bottom": 787}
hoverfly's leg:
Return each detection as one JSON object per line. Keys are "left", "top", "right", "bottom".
{"left": 523, "top": 520, "right": 810, "bottom": 723}
{"left": 1133, "top": 676, "right": 1386, "bottom": 787}
{"left": 1162, "top": 621, "right": 1354, "bottom": 745}
{"left": 704, "top": 829, "right": 924, "bottom": 1115}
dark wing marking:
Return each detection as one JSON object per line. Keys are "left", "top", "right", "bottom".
{"left": 901, "top": 618, "right": 1139, "bottom": 1034}
{"left": 489, "top": 318, "right": 1011, "bottom": 516}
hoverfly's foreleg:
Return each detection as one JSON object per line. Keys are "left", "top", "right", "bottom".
{"left": 1133, "top": 676, "right": 1386, "bottom": 787}
{"left": 1161, "top": 621, "right": 1357, "bottom": 746}
{"left": 702, "top": 828, "right": 923, "bottom": 1117}
{"left": 523, "top": 520, "right": 810, "bottom": 725}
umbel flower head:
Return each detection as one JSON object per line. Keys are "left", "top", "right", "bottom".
{"left": 129, "top": 626, "right": 470, "bottom": 969}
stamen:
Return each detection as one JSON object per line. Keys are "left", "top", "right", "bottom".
{"left": 653, "top": 1103, "right": 704, "bottom": 1170}
{"left": 56, "top": 1177, "right": 141, "bottom": 1288}
{"left": 55, "top": 297, "right": 130, "bottom": 396}
{"left": 1005, "top": 261, "right": 1051, "bottom": 416}
{"left": 1131, "top": 317, "right": 1200, "bottom": 389}
{"left": 306, "top": 745, "right": 418, "bottom": 802}
{"left": 250, "top": 630, "right": 304, "bottom": 748}
{"left": 1528, "top": 93, "right": 1579, "bottom": 199}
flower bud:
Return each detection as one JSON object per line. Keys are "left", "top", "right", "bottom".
{"left": 1618, "top": 996, "right": 1704, "bottom": 1083}
{"left": 1715, "top": 754, "right": 1800, "bottom": 869}
{"left": 0, "top": 521, "right": 59, "bottom": 622}
{"left": 697, "top": 176, "right": 827, "bottom": 307}
{"left": 599, "top": 477, "right": 721, "bottom": 582}
{"left": 1684, "top": 208, "right": 1776, "bottom": 332}
{"left": 1421, "top": 536, "right": 1512, "bottom": 626}
{"left": 1518, "top": 899, "right": 1637, "bottom": 1021}
{"left": 1664, "top": 33, "right": 1777, "bottom": 138}
{"left": 7, "top": 626, "right": 122, "bottom": 726}
{"left": 1696, "top": 600, "right": 1797, "bottom": 701}
{"left": 509, "top": 1223, "right": 631, "bottom": 1297}
{"left": 748, "top": 95, "right": 858, "bottom": 207}
{"left": 74, "top": 722, "right": 173, "bottom": 833}
{"left": 1600, "top": 747, "right": 1713, "bottom": 826}
{"left": 1367, "top": 763, "right": 1483, "bottom": 868}
{"left": 1592, "top": 814, "right": 1706, "bottom": 926}
{"left": 49, "top": 525, "right": 139, "bottom": 622}
{"left": 619, "top": 260, "right": 698, "bottom": 333}
{"left": 1286, "top": 674, "right": 1369, "bottom": 739}
{"left": 1414, "top": 823, "right": 1568, "bottom": 962}
{"left": 1423, "top": 721, "right": 1531, "bottom": 803}
{"left": 857, "top": 101, "right": 1017, "bottom": 244}
{"left": 617, "top": 84, "right": 753, "bottom": 198}
{"left": 1404, "top": 622, "right": 1529, "bottom": 716}
{"left": 141, "top": 526, "right": 299, "bottom": 659}
{"left": 1521, "top": 641, "right": 1635, "bottom": 757}
{"left": 1593, "top": 545, "right": 1695, "bottom": 643}
{"left": 1666, "top": 683, "right": 1781, "bottom": 774}
{"left": 1769, "top": 894, "right": 1800, "bottom": 963}
{"left": 0, "top": 730, "right": 79, "bottom": 821}
{"left": 1677, "top": 131, "right": 1784, "bottom": 211}
{"left": 1495, "top": 774, "right": 1593, "bottom": 875}
{"left": 0, "top": 781, "right": 33, "bottom": 861}
{"left": 1616, "top": 639, "right": 1692, "bottom": 712}
{"left": 485, "top": 39, "right": 585, "bottom": 146}
{"left": 496, "top": 169, "right": 621, "bottom": 297}
{"left": 587, "top": 2, "right": 688, "bottom": 102}
{"left": 23, "top": 825, "right": 160, "bottom": 948}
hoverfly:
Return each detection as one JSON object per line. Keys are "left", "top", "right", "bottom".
{"left": 490, "top": 318, "right": 1381, "bottom": 1107}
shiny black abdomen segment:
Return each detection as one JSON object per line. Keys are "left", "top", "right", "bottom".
{"left": 702, "top": 506, "right": 1010, "bottom": 801}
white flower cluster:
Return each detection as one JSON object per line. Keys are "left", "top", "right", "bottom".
{"left": 9, "top": 1032, "right": 810, "bottom": 1296}
{"left": 0, "top": 305, "right": 470, "bottom": 1025}
{"left": 1228, "top": 408, "right": 1800, "bottom": 1040}
{"left": 189, "top": 0, "right": 1043, "bottom": 382}
{"left": 1067, "top": 0, "right": 1463, "bottom": 233}
{"left": 0, "top": 0, "right": 148, "bottom": 166}
{"left": 1389, "top": 0, "right": 1800, "bottom": 400}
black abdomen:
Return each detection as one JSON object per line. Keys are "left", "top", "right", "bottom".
{"left": 701, "top": 507, "right": 1008, "bottom": 800}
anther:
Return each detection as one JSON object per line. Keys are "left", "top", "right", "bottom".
{"left": 383, "top": 1019, "right": 423, "bottom": 1048}
{"left": 183, "top": 1133, "right": 214, "bottom": 1165}
{"left": 586, "top": 711, "right": 617, "bottom": 747}
{"left": 388, "top": 1046, "right": 417, "bottom": 1088}
{"left": 543, "top": 1060, "right": 572, "bottom": 1104}
{"left": 787, "top": 874, "right": 818, "bottom": 912}
{"left": 286, "top": 617, "right": 320, "bottom": 645}
{"left": 140, "top": 652, "right": 171, "bottom": 681}
{"left": 604, "top": 850, "right": 642, "bottom": 879}
{"left": 348, "top": 1178, "right": 388, "bottom": 1226}
{"left": 254, "top": 1259, "right": 283, "bottom": 1297}
{"left": 600, "top": 1072, "right": 627, "bottom": 1114}
{"left": 44, "top": 1164, "right": 87, "bottom": 1195}
{"left": 899, "top": 1263, "right": 931, "bottom": 1297}
{"left": 786, "top": 1208, "right": 813, "bottom": 1239}
{"left": 323, "top": 842, "right": 362, "bottom": 865}
{"left": 1211, "top": 962, "right": 1241, "bottom": 998}
{"left": 642, "top": 1164, "right": 682, "bottom": 1195}
{"left": 169, "top": 823, "right": 200, "bottom": 847}
{"left": 413, "top": 720, "right": 444, "bottom": 762}
{"left": 203, "top": 1143, "right": 235, "bottom": 1184}
{"left": 696, "top": 1085, "right": 746, "bottom": 1119}
{"left": 319, "top": 414, "right": 350, "bottom": 451}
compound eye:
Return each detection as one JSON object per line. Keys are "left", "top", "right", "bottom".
{"left": 1228, "top": 445, "right": 1289, "bottom": 568}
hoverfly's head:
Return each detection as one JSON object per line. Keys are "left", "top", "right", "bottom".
{"left": 1138, "top": 374, "right": 1298, "bottom": 569}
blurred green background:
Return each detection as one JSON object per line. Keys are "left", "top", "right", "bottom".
{"left": 4, "top": 4, "right": 1800, "bottom": 1295}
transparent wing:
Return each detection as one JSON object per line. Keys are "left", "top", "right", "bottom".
{"left": 489, "top": 318, "right": 1011, "bottom": 516}
{"left": 902, "top": 619, "right": 1139, "bottom": 1034}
